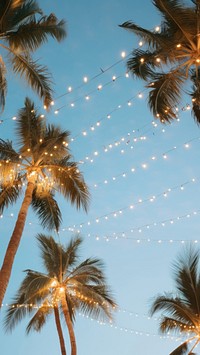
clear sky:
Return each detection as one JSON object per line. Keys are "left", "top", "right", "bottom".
{"left": 1, "top": 1, "right": 200, "bottom": 354}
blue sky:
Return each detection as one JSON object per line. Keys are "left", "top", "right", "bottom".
{"left": 1, "top": 0, "right": 200, "bottom": 354}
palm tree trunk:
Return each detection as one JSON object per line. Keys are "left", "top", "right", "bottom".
{"left": 54, "top": 306, "right": 67, "bottom": 355}
{"left": 0, "top": 181, "right": 34, "bottom": 306}
{"left": 61, "top": 295, "right": 77, "bottom": 355}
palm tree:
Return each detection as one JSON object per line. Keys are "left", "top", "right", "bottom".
{"left": 0, "top": 97, "right": 90, "bottom": 307}
{"left": 0, "top": 0, "right": 66, "bottom": 110}
{"left": 150, "top": 246, "right": 200, "bottom": 355}
{"left": 120, "top": 0, "right": 200, "bottom": 124}
{"left": 4, "top": 234, "right": 117, "bottom": 355}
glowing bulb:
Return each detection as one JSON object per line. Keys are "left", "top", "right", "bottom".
{"left": 121, "top": 51, "right": 126, "bottom": 58}
{"left": 68, "top": 86, "right": 72, "bottom": 92}
{"left": 83, "top": 76, "right": 88, "bottom": 83}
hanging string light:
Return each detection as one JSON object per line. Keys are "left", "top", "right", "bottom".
{"left": 62, "top": 176, "right": 198, "bottom": 231}
{"left": 80, "top": 137, "right": 200, "bottom": 190}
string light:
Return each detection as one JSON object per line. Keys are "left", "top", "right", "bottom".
{"left": 85, "top": 137, "right": 200, "bottom": 189}
{"left": 0, "top": 302, "right": 186, "bottom": 341}
{"left": 63, "top": 176, "right": 198, "bottom": 231}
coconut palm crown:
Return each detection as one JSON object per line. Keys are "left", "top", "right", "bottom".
{"left": 150, "top": 246, "right": 200, "bottom": 355}
{"left": 4, "top": 235, "right": 117, "bottom": 355}
{"left": 120, "top": 0, "right": 200, "bottom": 124}
{"left": 0, "top": 0, "right": 66, "bottom": 110}
{"left": 0, "top": 97, "right": 89, "bottom": 307}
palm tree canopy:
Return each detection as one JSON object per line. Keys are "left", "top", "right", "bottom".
{"left": 0, "top": 0, "right": 67, "bottom": 111}
{"left": 0, "top": 97, "right": 90, "bottom": 231}
{"left": 4, "top": 234, "right": 117, "bottom": 333}
{"left": 150, "top": 246, "right": 200, "bottom": 355}
{"left": 120, "top": 0, "right": 200, "bottom": 124}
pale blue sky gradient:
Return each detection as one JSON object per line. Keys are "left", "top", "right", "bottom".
{"left": 1, "top": 1, "right": 200, "bottom": 354}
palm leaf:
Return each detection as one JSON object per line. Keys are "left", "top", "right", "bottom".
{"left": 7, "top": 14, "right": 66, "bottom": 52}
{"left": 0, "top": 139, "right": 19, "bottom": 161}
{"left": 10, "top": 51, "right": 53, "bottom": 108}
{"left": 127, "top": 49, "right": 158, "bottom": 80}
{"left": 39, "top": 124, "right": 71, "bottom": 161}
{"left": 0, "top": 180, "right": 21, "bottom": 213}
{"left": 26, "top": 301, "right": 53, "bottom": 334}
{"left": 50, "top": 158, "right": 90, "bottom": 212}
{"left": 147, "top": 70, "right": 185, "bottom": 122}
{"left": 0, "top": 0, "right": 41, "bottom": 34}
{"left": 119, "top": 21, "right": 172, "bottom": 48}
{"left": 71, "top": 283, "right": 116, "bottom": 321}
{"left": 16, "top": 97, "right": 45, "bottom": 153}
{"left": 173, "top": 248, "right": 200, "bottom": 315}
{"left": 19, "top": 270, "right": 51, "bottom": 302}
{"left": 190, "top": 69, "right": 200, "bottom": 124}
{"left": 67, "top": 258, "right": 105, "bottom": 285}
{"left": 31, "top": 188, "right": 62, "bottom": 231}
{"left": 153, "top": 0, "right": 196, "bottom": 42}
{"left": 36, "top": 234, "right": 63, "bottom": 277}
{"left": 169, "top": 341, "right": 188, "bottom": 355}
{"left": 3, "top": 0, "right": 42, "bottom": 34}
{"left": 159, "top": 316, "right": 190, "bottom": 333}
{"left": 4, "top": 291, "right": 31, "bottom": 333}
{"left": 150, "top": 294, "right": 196, "bottom": 325}
{"left": 63, "top": 236, "right": 82, "bottom": 270}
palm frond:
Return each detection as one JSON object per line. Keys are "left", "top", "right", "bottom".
{"left": 8, "top": 14, "right": 66, "bottom": 52}
{"left": 119, "top": 21, "right": 171, "bottom": 48}
{"left": 147, "top": 70, "right": 184, "bottom": 122}
{"left": 36, "top": 234, "right": 63, "bottom": 277}
{"left": 16, "top": 97, "right": 45, "bottom": 152}
{"left": 31, "top": 188, "right": 62, "bottom": 232}
{"left": 0, "top": 0, "right": 41, "bottom": 34}
{"left": 159, "top": 316, "right": 190, "bottom": 334}
{"left": 173, "top": 247, "right": 200, "bottom": 315}
{"left": 0, "top": 180, "right": 21, "bottom": 213}
{"left": 63, "top": 236, "right": 82, "bottom": 271}
{"left": 4, "top": 291, "right": 31, "bottom": 333}
{"left": 150, "top": 294, "right": 196, "bottom": 326}
{"left": 67, "top": 258, "right": 106, "bottom": 285}
{"left": 50, "top": 158, "right": 90, "bottom": 212}
{"left": 39, "top": 124, "right": 71, "bottom": 161}
{"left": 10, "top": 52, "right": 53, "bottom": 108}
{"left": 0, "top": 139, "right": 19, "bottom": 161}
{"left": 26, "top": 301, "right": 52, "bottom": 334}
{"left": 71, "top": 283, "right": 116, "bottom": 321}
{"left": 153, "top": 0, "right": 196, "bottom": 42}
{"left": 190, "top": 69, "right": 200, "bottom": 124}
{"left": 169, "top": 341, "right": 188, "bottom": 355}
{"left": 127, "top": 49, "right": 158, "bottom": 80}
{"left": 3, "top": 0, "right": 42, "bottom": 34}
